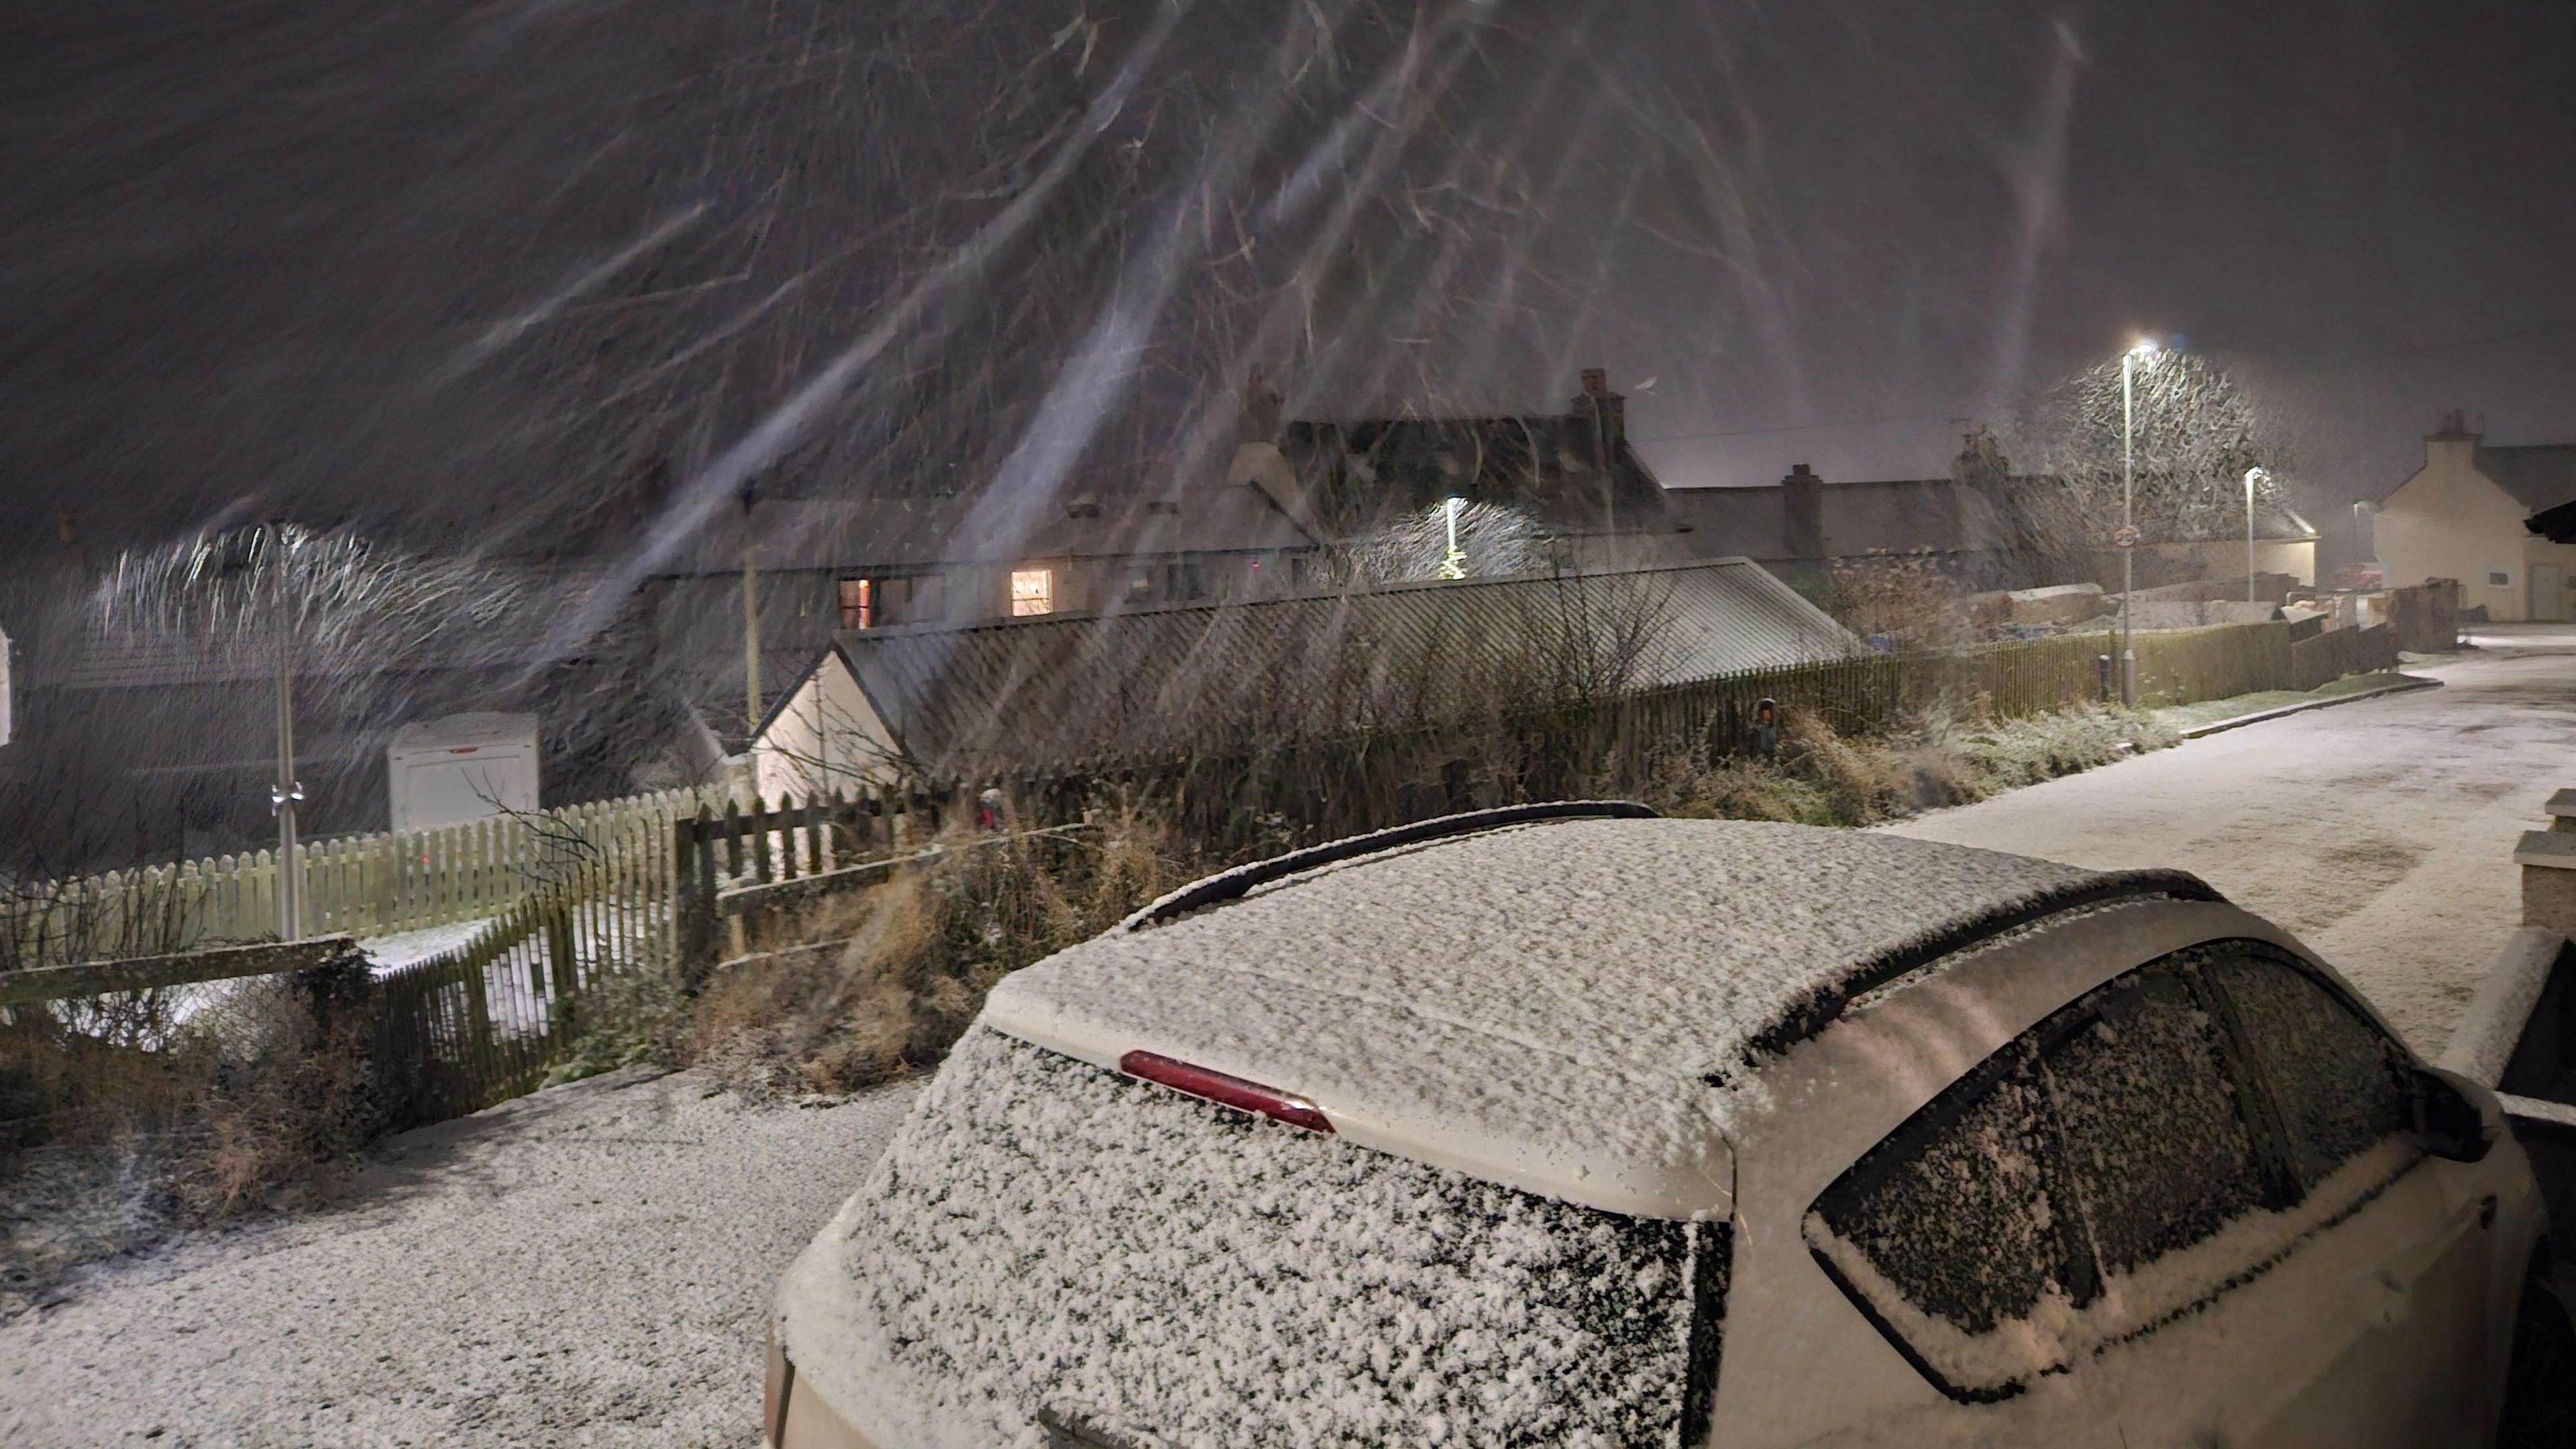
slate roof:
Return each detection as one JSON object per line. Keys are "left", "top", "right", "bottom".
{"left": 662, "top": 480, "right": 1314, "bottom": 578}
{"left": 814, "top": 559, "right": 1858, "bottom": 781}
{"left": 1277, "top": 416, "right": 1680, "bottom": 543}
{"left": 2477, "top": 444, "right": 2576, "bottom": 515}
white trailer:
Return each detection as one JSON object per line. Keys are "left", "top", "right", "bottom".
{"left": 387, "top": 712, "right": 540, "bottom": 833}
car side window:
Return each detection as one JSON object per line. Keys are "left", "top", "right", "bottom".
{"left": 1809, "top": 1050, "right": 2076, "bottom": 1352}
{"left": 2035, "top": 965, "right": 2275, "bottom": 1276}
{"left": 1805, "top": 950, "right": 2299, "bottom": 1400}
{"left": 2205, "top": 951, "right": 2418, "bottom": 1191}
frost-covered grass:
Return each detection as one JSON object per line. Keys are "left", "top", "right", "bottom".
{"left": 1644, "top": 703, "right": 2178, "bottom": 828}
{"left": 2147, "top": 670, "right": 2419, "bottom": 733}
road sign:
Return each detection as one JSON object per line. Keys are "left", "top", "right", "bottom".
{"left": 2112, "top": 524, "right": 2143, "bottom": 550}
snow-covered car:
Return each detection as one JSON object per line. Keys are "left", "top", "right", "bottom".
{"left": 766, "top": 804, "right": 2573, "bottom": 1448}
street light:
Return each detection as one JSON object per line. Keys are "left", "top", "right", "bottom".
{"left": 1438, "top": 496, "right": 1468, "bottom": 580}
{"left": 2119, "top": 338, "right": 2158, "bottom": 706}
{"left": 2244, "top": 466, "right": 2271, "bottom": 605}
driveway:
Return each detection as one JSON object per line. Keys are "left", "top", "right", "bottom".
{"left": 1886, "top": 624, "right": 2576, "bottom": 1053}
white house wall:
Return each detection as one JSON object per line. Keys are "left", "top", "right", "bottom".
{"left": 752, "top": 652, "right": 901, "bottom": 803}
{"left": 2377, "top": 438, "right": 2563, "bottom": 620}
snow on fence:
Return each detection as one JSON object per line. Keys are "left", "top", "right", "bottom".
{"left": 0, "top": 784, "right": 735, "bottom": 972}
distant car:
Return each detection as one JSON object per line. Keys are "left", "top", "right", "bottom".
{"left": 767, "top": 804, "right": 2573, "bottom": 1448}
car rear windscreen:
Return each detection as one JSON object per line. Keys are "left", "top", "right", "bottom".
{"left": 836, "top": 1027, "right": 1727, "bottom": 1448}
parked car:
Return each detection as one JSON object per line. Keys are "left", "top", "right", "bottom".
{"left": 767, "top": 804, "right": 2574, "bottom": 1448}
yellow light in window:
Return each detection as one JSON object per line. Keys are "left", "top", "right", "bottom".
{"left": 1011, "top": 568, "right": 1055, "bottom": 616}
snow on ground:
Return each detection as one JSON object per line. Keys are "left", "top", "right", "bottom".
{"left": 356, "top": 918, "right": 492, "bottom": 969}
{"left": 11, "top": 630, "right": 2564, "bottom": 1446}
{"left": 0, "top": 1069, "right": 921, "bottom": 1448}
{"left": 1886, "top": 624, "right": 2576, "bottom": 1055}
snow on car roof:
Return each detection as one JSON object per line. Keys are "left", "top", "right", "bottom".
{"left": 982, "top": 816, "right": 2217, "bottom": 1218}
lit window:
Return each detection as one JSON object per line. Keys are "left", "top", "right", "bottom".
{"left": 1011, "top": 568, "right": 1055, "bottom": 616}
{"left": 839, "top": 577, "right": 874, "bottom": 630}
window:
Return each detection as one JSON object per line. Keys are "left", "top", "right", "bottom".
{"left": 1811, "top": 1053, "right": 2080, "bottom": 1350}
{"left": 2208, "top": 952, "right": 2414, "bottom": 1190}
{"left": 2037, "top": 969, "right": 2276, "bottom": 1275}
{"left": 838, "top": 577, "right": 873, "bottom": 631}
{"left": 1807, "top": 947, "right": 2338, "bottom": 1399}
{"left": 1010, "top": 568, "right": 1055, "bottom": 616}
{"left": 2489, "top": 570, "right": 2511, "bottom": 586}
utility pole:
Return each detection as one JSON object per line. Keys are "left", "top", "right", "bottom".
{"left": 2118, "top": 340, "right": 2157, "bottom": 707}
{"left": 2245, "top": 467, "right": 2267, "bottom": 605}
{"left": 269, "top": 523, "right": 304, "bottom": 942}
{"left": 741, "top": 490, "right": 761, "bottom": 742}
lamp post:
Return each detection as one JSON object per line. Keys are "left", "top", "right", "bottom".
{"left": 2118, "top": 339, "right": 2157, "bottom": 706}
{"left": 1438, "top": 496, "right": 1467, "bottom": 580}
{"left": 2244, "top": 467, "right": 2271, "bottom": 605}
{"left": 267, "top": 523, "right": 305, "bottom": 942}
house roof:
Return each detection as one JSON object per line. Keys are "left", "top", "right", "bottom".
{"left": 2478, "top": 443, "right": 2576, "bottom": 515}
{"left": 821, "top": 559, "right": 1860, "bottom": 781}
{"left": 661, "top": 480, "right": 1315, "bottom": 578}
{"left": 1664, "top": 475, "right": 2317, "bottom": 560}
{"left": 1277, "top": 415, "right": 1679, "bottom": 543}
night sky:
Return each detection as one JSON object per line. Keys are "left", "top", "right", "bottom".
{"left": 3, "top": 0, "right": 2569, "bottom": 568}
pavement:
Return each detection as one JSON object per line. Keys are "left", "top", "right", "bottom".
{"left": 1887, "top": 623, "right": 2576, "bottom": 1055}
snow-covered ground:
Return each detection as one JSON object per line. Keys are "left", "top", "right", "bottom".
{"left": 1887, "top": 624, "right": 2576, "bottom": 1054}
{"left": 9, "top": 631, "right": 2564, "bottom": 1445}
{"left": 0, "top": 1069, "right": 921, "bottom": 1448}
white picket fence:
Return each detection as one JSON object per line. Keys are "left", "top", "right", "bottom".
{"left": 3, "top": 784, "right": 739, "bottom": 971}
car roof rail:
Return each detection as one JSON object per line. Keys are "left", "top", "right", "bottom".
{"left": 1122, "top": 800, "right": 1661, "bottom": 932}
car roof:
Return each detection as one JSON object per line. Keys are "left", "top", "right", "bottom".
{"left": 981, "top": 816, "right": 2216, "bottom": 1218}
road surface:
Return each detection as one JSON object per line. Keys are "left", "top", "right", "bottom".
{"left": 1887, "top": 624, "right": 2576, "bottom": 1054}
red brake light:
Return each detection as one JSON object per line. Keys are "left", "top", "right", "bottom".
{"left": 1119, "top": 1051, "right": 1334, "bottom": 1134}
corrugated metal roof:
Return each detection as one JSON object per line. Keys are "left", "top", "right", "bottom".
{"left": 828, "top": 559, "right": 1859, "bottom": 780}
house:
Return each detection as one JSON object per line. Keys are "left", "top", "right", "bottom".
{"left": 2375, "top": 413, "right": 2576, "bottom": 621}
{"left": 661, "top": 365, "right": 1688, "bottom": 748}
{"left": 638, "top": 478, "right": 1323, "bottom": 749}
{"left": 749, "top": 557, "right": 1860, "bottom": 796}
{"left": 1667, "top": 436, "right": 2318, "bottom": 593}
{"left": 1230, "top": 368, "right": 1693, "bottom": 576}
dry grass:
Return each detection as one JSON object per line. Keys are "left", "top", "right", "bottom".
{"left": 682, "top": 812, "right": 1187, "bottom": 1102}
{"left": 1640, "top": 702, "right": 2176, "bottom": 828}
{"left": 1, "top": 960, "right": 386, "bottom": 1310}
{"left": 678, "top": 701, "right": 2182, "bottom": 1109}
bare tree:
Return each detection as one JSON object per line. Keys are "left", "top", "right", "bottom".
{"left": 1996, "top": 351, "right": 2294, "bottom": 581}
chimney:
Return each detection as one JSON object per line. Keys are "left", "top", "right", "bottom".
{"left": 1782, "top": 462, "right": 1827, "bottom": 560}
{"left": 1239, "top": 366, "right": 1284, "bottom": 445}
{"left": 2426, "top": 407, "right": 2482, "bottom": 475}
{"left": 1568, "top": 366, "right": 1626, "bottom": 465}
